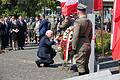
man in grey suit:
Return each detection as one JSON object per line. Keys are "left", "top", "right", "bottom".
{"left": 72, "top": 3, "right": 92, "bottom": 76}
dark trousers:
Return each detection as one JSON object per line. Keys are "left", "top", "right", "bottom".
{"left": 37, "top": 49, "right": 56, "bottom": 65}
{"left": 4, "top": 33, "right": 10, "bottom": 47}
{"left": 17, "top": 34, "right": 25, "bottom": 48}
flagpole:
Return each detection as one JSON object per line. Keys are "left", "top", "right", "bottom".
{"left": 88, "top": 0, "right": 95, "bottom": 73}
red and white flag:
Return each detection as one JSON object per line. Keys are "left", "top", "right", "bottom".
{"left": 94, "top": 0, "right": 103, "bottom": 11}
{"left": 58, "top": 0, "right": 78, "bottom": 16}
{"left": 111, "top": 0, "right": 120, "bottom": 60}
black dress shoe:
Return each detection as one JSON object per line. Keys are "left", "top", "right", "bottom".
{"left": 35, "top": 61, "right": 41, "bottom": 67}
{"left": 78, "top": 72, "right": 89, "bottom": 76}
{"left": 78, "top": 72, "right": 86, "bottom": 76}
{"left": 21, "top": 47, "right": 24, "bottom": 50}
{"left": 44, "top": 63, "right": 50, "bottom": 67}
{"left": 70, "top": 65, "right": 78, "bottom": 72}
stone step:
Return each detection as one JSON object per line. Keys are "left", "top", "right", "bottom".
{"left": 63, "top": 70, "right": 112, "bottom": 80}
{"left": 93, "top": 73, "right": 120, "bottom": 80}
{"left": 98, "top": 60, "right": 119, "bottom": 69}
{"left": 97, "top": 56, "right": 113, "bottom": 63}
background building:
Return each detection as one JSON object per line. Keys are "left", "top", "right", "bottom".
{"left": 103, "top": 0, "right": 113, "bottom": 21}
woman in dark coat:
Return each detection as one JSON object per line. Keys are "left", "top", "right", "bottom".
{"left": 11, "top": 20, "right": 19, "bottom": 50}
{"left": 35, "top": 30, "right": 56, "bottom": 67}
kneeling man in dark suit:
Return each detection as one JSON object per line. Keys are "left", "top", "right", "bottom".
{"left": 35, "top": 30, "right": 56, "bottom": 67}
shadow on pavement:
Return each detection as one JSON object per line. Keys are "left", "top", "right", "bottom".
{"left": 50, "top": 63, "right": 63, "bottom": 68}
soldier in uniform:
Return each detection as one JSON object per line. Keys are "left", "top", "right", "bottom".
{"left": 59, "top": 16, "right": 72, "bottom": 33}
{"left": 72, "top": 3, "right": 92, "bottom": 76}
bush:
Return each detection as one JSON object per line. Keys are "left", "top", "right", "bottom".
{"left": 95, "top": 30, "right": 111, "bottom": 56}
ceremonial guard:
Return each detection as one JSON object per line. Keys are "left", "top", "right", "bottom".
{"left": 72, "top": 3, "right": 92, "bottom": 76}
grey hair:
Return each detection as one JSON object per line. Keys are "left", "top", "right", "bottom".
{"left": 45, "top": 30, "right": 53, "bottom": 35}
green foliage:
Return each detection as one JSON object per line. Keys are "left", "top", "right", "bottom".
{"left": 2, "top": 9, "right": 11, "bottom": 16}
{"left": 1, "top": 0, "right": 10, "bottom": 4}
{"left": 95, "top": 30, "right": 112, "bottom": 56}
{"left": 0, "top": 0, "right": 57, "bottom": 17}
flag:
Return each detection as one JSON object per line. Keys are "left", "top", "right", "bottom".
{"left": 61, "top": 0, "right": 78, "bottom": 16}
{"left": 94, "top": 0, "right": 103, "bottom": 11}
{"left": 111, "top": 0, "right": 120, "bottom": 60}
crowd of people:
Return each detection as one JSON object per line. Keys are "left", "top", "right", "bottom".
{"left": 0, "top": 15, "right": 27, "bottom": 52}
{"left": 95, "top": 14, "right": 112, "bottom": 32}
{"left": 0, "top": 15, "right": 51, "bottom": 53}
{"left": 0, "top": 3, "right": 108, "bottom": 76}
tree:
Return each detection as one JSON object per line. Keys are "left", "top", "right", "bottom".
{"left": 0, "top": 0, "right": 57, "bottom": 17}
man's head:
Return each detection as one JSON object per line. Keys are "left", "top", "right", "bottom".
{"left": 77, "top": 3, "right": 87, "bottom": 16}
{"left": 45, "top": 30, "right": 53, "bottom": 38}
{"left": 4, "top": 17, "right": 9, "bottom": 22}
{"left": 29, "top": 17, "right": 33, "bottom": 22}
{"left": 11, "top": 15, "right": 16, "bottom": 21}
{"left": 35, "top": 15, "right": 41, "bottom": 21}
{"left": 19, "top": 16, "right": 24, "bottom": 21}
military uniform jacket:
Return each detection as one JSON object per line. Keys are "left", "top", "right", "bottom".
{"left": 72, "top": 15, "right": 92, "bottom": 52}
{"left": 59, "top": 20, "right": 72, "bottom": 31}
